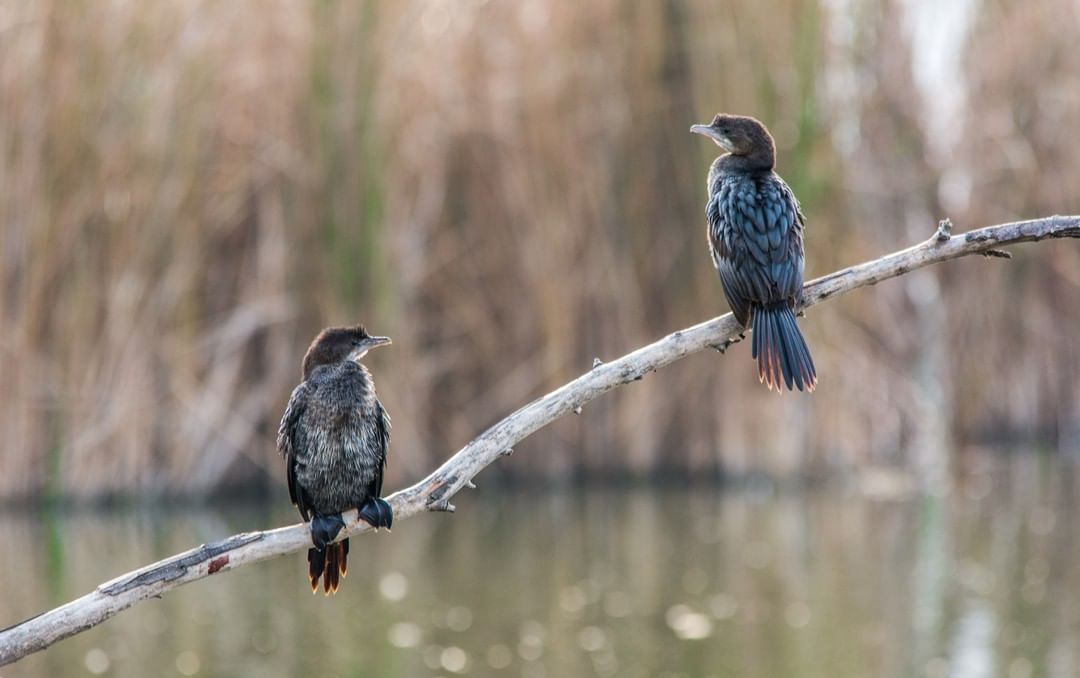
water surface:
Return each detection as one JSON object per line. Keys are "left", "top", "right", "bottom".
{"left": 3, "top": 458, "right": 1078, "bottom": 677}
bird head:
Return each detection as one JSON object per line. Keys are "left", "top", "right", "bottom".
{"left": 690, "top": 113, "right": 775, "bottom": 163}
{"left": 302, "top": 325, "right": 392, "bottom": 378}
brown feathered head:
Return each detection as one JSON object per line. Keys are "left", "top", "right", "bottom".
{"left": 690, "top": 113, "right": 776, "bottom": 168}
{"left": 302, "top": 325, "right": 391, "bottom": 379}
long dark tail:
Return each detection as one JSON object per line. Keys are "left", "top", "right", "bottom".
{"left": 751, "top": 303, "right": 817, "bottom": 392}
{"left": 308, "top": 539, "right": 349, "bottom": 595}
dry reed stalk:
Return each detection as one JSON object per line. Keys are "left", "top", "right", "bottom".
{"left": 1, "top": 1, "right": 1079, "bottom": 500}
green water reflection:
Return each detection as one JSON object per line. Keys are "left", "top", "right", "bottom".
{"left": 3, "top": 458, "right": 1078, "bottom": 677}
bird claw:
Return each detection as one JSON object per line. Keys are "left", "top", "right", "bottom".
{"left": 429, "top": 499, "right": 456, "bottom": 513}
{"left": 712, "top": 331, "right": 746, "bottom": 354}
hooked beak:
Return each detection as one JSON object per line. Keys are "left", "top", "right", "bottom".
{"left": 349, "top": 335, "right": 392, "bottom": 361}
{"left": 690, "top": 123, "right": 732, "bottom": 151}
{"left": 363, "top": 335, "right": 392, "bottom": 349}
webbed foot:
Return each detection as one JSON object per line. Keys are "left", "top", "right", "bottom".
{"left": 310, "top": 512, "right": 346, "bottom": 550}
{"left": 358, "top": 497, "right": 393, "bottom": 531}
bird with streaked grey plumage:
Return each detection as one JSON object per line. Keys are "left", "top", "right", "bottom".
{"left": 277, "top": 325, "right": 393, "bottom": 594}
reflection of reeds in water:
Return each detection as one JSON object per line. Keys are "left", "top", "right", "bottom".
{"left": 3, "top": 459, "right": 1078, "bottom": 676}
{"left": 1, "top": 1, "right": 1078, "bottom": 500}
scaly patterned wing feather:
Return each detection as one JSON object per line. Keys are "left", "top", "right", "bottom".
{"left": 713, "top": 174, "right": 805, "bottom": 313}
{"left": 708, "top": 185, "right": 752, "bottom": 326}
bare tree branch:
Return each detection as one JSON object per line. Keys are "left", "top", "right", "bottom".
{"left": 2, "top": 215, "right": 1078, "bottom": 665}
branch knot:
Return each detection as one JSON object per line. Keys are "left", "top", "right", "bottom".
{"left": 934, "top": 218, "right": 953, "bottom": 242}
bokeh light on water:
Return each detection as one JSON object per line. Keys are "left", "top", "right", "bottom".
{"left": 3, "top": 456, "right": 1079, "bottom": 677}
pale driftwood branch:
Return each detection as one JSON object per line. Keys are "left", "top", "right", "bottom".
{"left": 2, "top": 215, "right": 1078, "bottom": 665}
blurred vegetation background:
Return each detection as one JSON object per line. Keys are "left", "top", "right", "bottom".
{"left": 1, "top": 0, "right": 1079, "bottom": 502}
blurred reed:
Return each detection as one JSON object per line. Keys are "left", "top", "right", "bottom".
{"left": 1, "top": 0, "right": 1078, "bottom": 501}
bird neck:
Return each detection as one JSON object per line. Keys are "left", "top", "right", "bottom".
{"left": 714, "top": 150, "right": 774, "bottom": 174}
{"left": 302, "top": 354, "right": 324, "bottom": 381}
{"left": 302, "top": 359, "right": 372, "bottom": 385}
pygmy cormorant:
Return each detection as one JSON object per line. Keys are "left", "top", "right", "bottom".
{"left": 691, "top": 114, "right": 817, "bottom": 392}
{"left": 277, "top": 325, "right": 394, "bottom": 594}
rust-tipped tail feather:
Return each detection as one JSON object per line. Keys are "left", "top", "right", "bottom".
{"left": 308, "top": 539, "right": 349, "bottom": 595}
{"left": 750, "top": 303, "right": 816, "bottom": 392}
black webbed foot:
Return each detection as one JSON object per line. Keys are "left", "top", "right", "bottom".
{"left": 310, "top": 512, "right": 346, "bottom": 550}
{"left": 358, "top": 497, "right": 393, "bottom": 531}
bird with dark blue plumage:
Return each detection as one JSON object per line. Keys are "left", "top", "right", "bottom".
{"left": 277, "top": 325, "right": 394, "bottom": 594}
{"left": 691, "top": 114, "right": 817, "bottom": 392}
